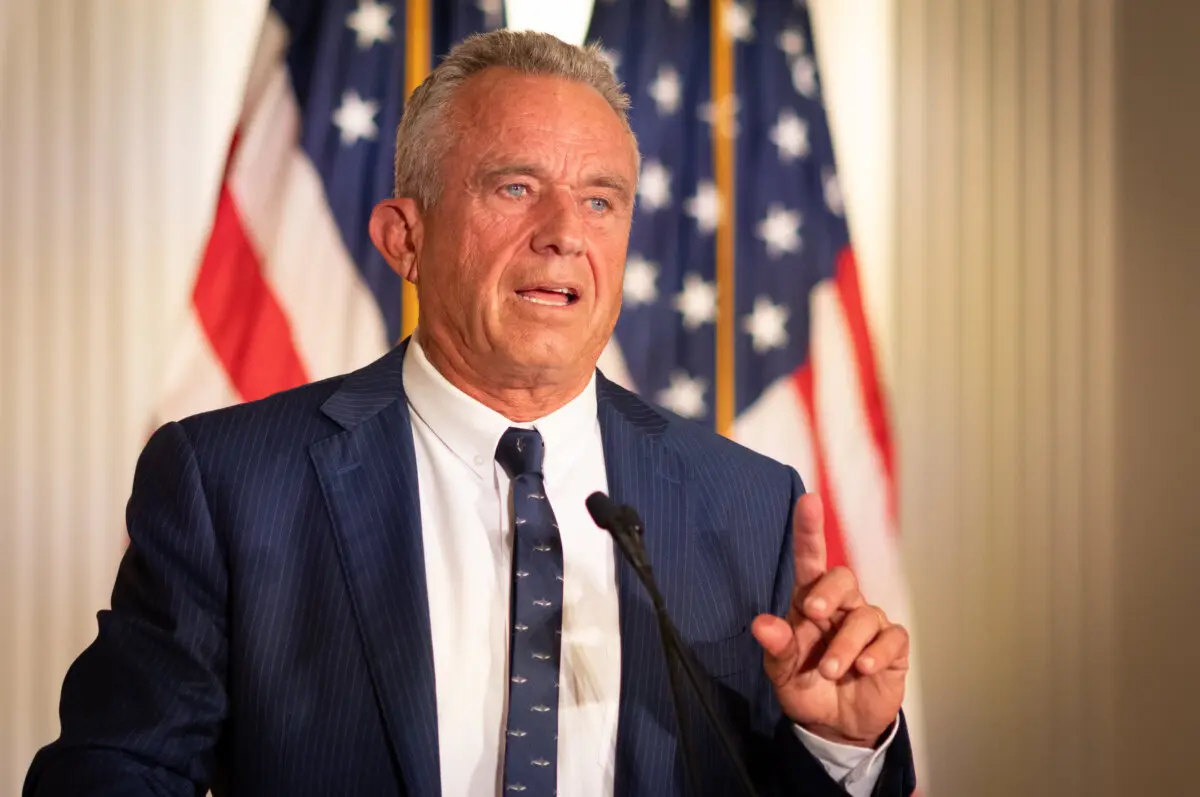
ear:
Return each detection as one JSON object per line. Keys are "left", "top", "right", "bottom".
{"left": 368, "top": 198, "right": 424, "bottom": 284}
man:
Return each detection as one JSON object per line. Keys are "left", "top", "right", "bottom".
{"left": 25, "top": 30, "right": 915, "bottom": 797}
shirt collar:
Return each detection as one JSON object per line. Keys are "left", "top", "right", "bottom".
{"left": 402, "top": 335, "right": 598, "bottom": 481}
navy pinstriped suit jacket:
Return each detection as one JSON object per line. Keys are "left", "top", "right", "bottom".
{"left": 25, "top": 343, "right": 915, "bottom": 797}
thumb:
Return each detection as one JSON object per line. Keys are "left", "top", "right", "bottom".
{"left": 752, "top": 614, "right": 798, "bottom": 684}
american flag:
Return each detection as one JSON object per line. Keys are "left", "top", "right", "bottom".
{"left": 154, "top": 0, "right": 924, "bottom": 782}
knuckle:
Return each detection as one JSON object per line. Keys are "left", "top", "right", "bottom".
{"left": 875, "top": 627, "right": 907, "bottom": 653}
{"left": 852, "top": 605, "right": 877, "bottom": 624}
{"left": 828, "top": 632, "right": 857, "bottom": 656}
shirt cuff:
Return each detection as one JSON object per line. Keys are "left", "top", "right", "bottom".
{"left": 791, "top": 717, "right": 900, "bottom": 797}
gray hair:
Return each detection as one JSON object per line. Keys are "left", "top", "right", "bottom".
{"left": 392, "top": 29, "right": 639, "bottom": 208}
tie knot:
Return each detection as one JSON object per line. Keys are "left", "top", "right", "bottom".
{"left": 495, "top": 427, "right": 545, "bottom": 478}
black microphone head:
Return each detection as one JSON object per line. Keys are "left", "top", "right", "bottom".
{"left": 586, "top": 491, "right": 621, "bottom": 531}
{"left": 617, "top": 505, "right": 645, "bottom": 536}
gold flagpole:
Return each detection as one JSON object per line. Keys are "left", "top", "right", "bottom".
{"left": 712, "top": 0, "right": 736, "bottom": 437}
{"left": 401, "top": 0, "right": 430, "bottom": 340}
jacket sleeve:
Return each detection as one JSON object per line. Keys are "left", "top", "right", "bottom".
{"left": 751, "top": 467, "right": 917, "bottom": 797}
{"left": 23, "top": 421, "right": 229, "bottom": 797}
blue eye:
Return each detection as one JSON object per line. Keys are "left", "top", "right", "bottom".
{"left": 504, "top": 183, "right": 528, "bottom": 197}
{"left": 589, "top": 197, "right": 611, "bottom": 212}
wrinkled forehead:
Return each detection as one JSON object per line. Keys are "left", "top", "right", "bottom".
{"left": 445, "top": 68, "right": 639, "bottom": 175}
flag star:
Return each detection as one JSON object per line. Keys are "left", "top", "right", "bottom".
{"left": 684, "top": 181, "right": 723, "bottom": 234}
{"left": 597, "top": 48, "right": 622, "bottom": 79}
{"left": 791, "top": 55, "right": 819, "bottom": 98}
{"left": 656, "top": 371, "right": 708, "bottom": 419}
{"left": 823, "top": 169, "right": 845, "bottom": 216}
{"left": 769, "top": 109, "right": 810, "bottom": 162}
{"left": 699, "top": 95, "right": 741, "bottom": 138}
{"left": 623, "top": 255, "right": 660, "bottom": 306}
{"left": 674, "top": 273, "right": 718, "bottom": 330}
{"left": 345, "top": 0, "right": 394, "bottom": 50}
{"left": 756, "top": 204, "right": 803, "bottom": 258}
{"left": 648, "top": 65, "right": 682, "bottom": 116}
{"left": 743, "top": 297, "right": 790, "bottom": 353}
{"left": 638, "top": 160, "right": 672, "bottom": 212}
{"left": 722, "top": 2, "right": 755, "bottom": 42}
{"left": 332, "top": 90, "right": 380, "bottom": 145}
{"left": 778, "top": 27, "right": 807, "bottom": 58}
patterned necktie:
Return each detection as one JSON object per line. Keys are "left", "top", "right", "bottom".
{"left": 495, "top": 427, "right": 563, "bottom": 795}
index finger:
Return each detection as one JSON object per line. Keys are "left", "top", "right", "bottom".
{"left": 792, "top": 492, "right": 826, "bottom": 590}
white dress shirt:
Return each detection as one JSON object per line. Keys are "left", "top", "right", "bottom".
{"left": 402, "top": 337, "right": 892, "bottom": 797}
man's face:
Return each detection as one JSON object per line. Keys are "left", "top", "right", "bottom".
{"left": 408, "top": 68, "right": 638, "bottom": 386}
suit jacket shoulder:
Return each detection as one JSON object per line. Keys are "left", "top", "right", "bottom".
{"left": 595, "top": 371, "right": 806, "bottom": 516}
{"left": 169, "top": 345, "right": 407, "bottom": 468}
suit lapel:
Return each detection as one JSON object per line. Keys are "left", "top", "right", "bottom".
{"left": 306, "top": 361, "right": 694, "bottom": 797}
{"left": 309, "top": 343, "right": 441, "bottom": 797}
{"left": 597, "top": 374, "right": 693, "bottom": 797}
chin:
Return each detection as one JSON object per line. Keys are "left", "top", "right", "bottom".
{"left": 502, "top": 334, "right": 593, "bottom": 377}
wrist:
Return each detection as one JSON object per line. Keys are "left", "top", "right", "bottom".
{"left": 796, "top": 722, "right": 879, "bottom": 749}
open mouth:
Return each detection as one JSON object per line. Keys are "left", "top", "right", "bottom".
{"left": 515, "top": 286, "right": 580, "bottom": 307}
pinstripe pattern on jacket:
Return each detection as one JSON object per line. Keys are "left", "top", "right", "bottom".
{"left": 24, "top": 342, "right": 915, "bottom": 797}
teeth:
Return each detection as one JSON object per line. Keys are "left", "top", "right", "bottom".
{"left": 521, "top": 294, "right": 563, "bottom": 306}
{"left": 517, "top": 287, "right": 576, "bottom": 306}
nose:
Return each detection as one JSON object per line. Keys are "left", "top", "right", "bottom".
{"left": 530, "top": 188, "right": 586, "bottom": 258}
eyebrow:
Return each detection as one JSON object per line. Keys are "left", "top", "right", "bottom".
{"left": 588, "top": 173, "right": 635, "bottom": 203}
{"left": 478, "top": 162, "right": 635, "bottom": 203}
{"left": 479, "top": 162, "right": 543, "bottom": 183}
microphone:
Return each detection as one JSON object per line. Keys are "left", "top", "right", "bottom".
{"left": 586, "top": 493, "right": 653, "bottom": 574}
{"left": 587, "top": 492, "right": 760, "bottom": 797}
{"left": 584, "top": 490, "right": 621, "bottom": 531}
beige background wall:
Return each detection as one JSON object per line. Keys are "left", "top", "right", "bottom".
{"left": 897, "top": 0, "right": 1200, "bottom": 793}
{"left": 1113, "top": 0, "right": 1200, "bottom": 791}
{"left": 895, "top": 1, "right": 1119, "bottom": 793}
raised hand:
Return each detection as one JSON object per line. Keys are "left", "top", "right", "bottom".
{"left": 750, "top": 493, "right": 908, "bottom": 746}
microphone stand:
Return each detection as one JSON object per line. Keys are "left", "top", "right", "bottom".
{"left": 607, "top": 517, "right": 703, "bottom": 797}
{"left": 597, "top": 498, "right": 761, "bottom": 797}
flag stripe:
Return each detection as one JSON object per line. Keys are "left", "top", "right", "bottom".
{"left": 808, "top": 270, "right": 929, "bottom": 781}
{"left": 155, "top": 307, "right": 242, "bottom": 422}
{"left": 228, "top": 32, "right": 390, "bottom": 385}
{"left": 732, "top": 373, "right": 816, "bottom": 492}
{"left": 792, "top": 363, "right": 851, "bottom": 571}
{"left": 833, "top": 246, "right": 898, "bottom": 522}
{"left": 193, "top": 168, "right": 310, "bottom": 403}
{"left": 810, "top": 278, "right": 898, "bottom": 601}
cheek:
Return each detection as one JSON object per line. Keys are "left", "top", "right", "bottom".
{"left": 428, "top": 218, "right": 495, "bottom": 301}
{"left": 465, "top": 212, "right": 528, "bottom": 281}
{"left": 591, "top": 231, "right": 630, "bottom": 301}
